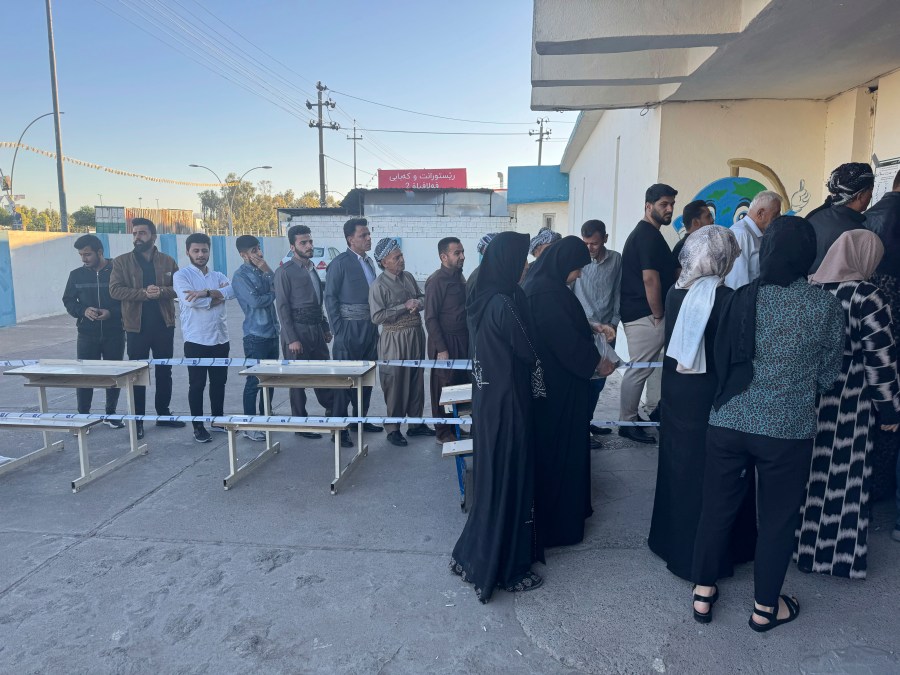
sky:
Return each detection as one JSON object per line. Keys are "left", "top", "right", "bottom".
{"left": 3, "top": 0, "right": 577, "bottom": 215}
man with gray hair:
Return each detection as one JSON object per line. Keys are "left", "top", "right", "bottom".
{"left": 724, "top": 190, "right": 782, "bottom": 289}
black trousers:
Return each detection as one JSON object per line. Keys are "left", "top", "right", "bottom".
{"left": 184, "top": 341, "right": 230, "bottom": 428}
{"left": 126, "top": 325, "right": 175, "bottom": 416}
{"left": 692, "top": 425, "right": 813, "bottom": 607}
{"left": 76, "top": 330, "right": 126, "bottom": 414}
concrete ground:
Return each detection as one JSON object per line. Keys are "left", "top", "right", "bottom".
{"left": 1, "top": 313, "right": 899, "bottom": 674}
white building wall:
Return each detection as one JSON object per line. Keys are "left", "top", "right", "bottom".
{"left": 511, "top": 202, "right": 569, "bottom": 233}
{"left": 566, "top": 108, "right": 662, "bottom": 252}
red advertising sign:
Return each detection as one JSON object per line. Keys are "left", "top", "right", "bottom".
{"left": 378, "top": 168, "right": 467, "bottom": 190}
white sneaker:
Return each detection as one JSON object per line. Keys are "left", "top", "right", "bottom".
{"left": 242, "top": 430, "right": 266, "bottom": 442}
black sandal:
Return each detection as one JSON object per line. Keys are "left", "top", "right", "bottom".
{"left": 749, "top": 595, "right": 800, "bottom": 632}
{"left": 692, "top": 585, "right": 719, "bottom": 624}
{"left": 503, "top": 571, "right": 543, "bottom": 593}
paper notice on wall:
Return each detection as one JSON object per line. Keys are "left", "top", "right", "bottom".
{"left": 872, "top": 159, "right": 900, "bottom": 204}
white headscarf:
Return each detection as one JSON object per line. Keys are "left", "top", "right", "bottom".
{"left": 666, "top": 226, "right": 741, "bottom": 374}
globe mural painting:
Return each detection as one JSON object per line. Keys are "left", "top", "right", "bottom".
{"left": 673, "top": 176, "right": 767, "bottom": 232}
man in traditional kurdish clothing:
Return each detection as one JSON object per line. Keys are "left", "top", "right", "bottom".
{"left": 324, "top": 218, "right": 383, "bottom": 445}
{"left": 274, "top": 225, "right": 334, "bottom": 442}
{"left": 369, "top": 237, "right": 434, "bottom": 447}
{"left": 424, "top": 237, "right": 469, "bottom": 444}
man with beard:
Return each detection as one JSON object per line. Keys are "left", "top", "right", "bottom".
{"left": 274, "top": 225, "right": 334, "bottom": 442}
{"left": 110, "top": 218, "right": 186, "bottom": 439}
{"left": 369, "top": 238, "right": 432, "bottom": 446}
{"left": 424, "top": 236, "right": 469, "bottom": 444}
{"left": 325, "top": 217, "right": 383, "bottom": 446}
{"left": 618, "top": 184, "right": 678, "bottom": 444}
{"left": 172, "top": 233, "right": 235, "bottom": 443}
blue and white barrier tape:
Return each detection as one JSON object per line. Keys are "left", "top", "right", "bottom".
{"left": 0, "top": 411, "right": 658, "bottom": 428}
{"left": 0, "top": 358, "right": 663, "bottom": 370}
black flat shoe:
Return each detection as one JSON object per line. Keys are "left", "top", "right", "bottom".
{"left": 363, "top": 422, "right": 383, "bottom": 433}
{"left": 590, "top": 424, "right": 612, "bottom": 435}
{"left": 336, "top": 430, "right": 353, "bottom": 448}
{"left": 156, "top": 419, "right": 187, "bottom": 428}
{"left": 504, "top": 571, "right": 543, "bottom": 593}
{"left": 407, "top": 424, "right": 436, "bottom": 437}
{"left": 387, "top": 431, "right": 408, "bottom": 446}
{"left": 618, "top": 426, "right": 656, "bottom": 445}
{"left": 692, "top": 585, "right": 719, "bottom": 624}
{"left": 295, "top": 431, "right": 322, "bottom": 439}
{"left": 749, "top": 595, "right": 799, "bottom": 633}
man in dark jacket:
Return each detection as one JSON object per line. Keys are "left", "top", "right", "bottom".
{"left": 109, "top": 218, "right": 185, "bottom": 439}
{"left": 808, "top": 162, "right": 874, "bottom": 272}
{"left": 62, "top": 234, "right": 125, "bottom": 426}
{"left": 866, "top": 168, "right": 900, "bottom": 279}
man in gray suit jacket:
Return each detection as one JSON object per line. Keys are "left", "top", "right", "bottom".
{"left": 324, "top": 218, "right": 383, "bottom": 444}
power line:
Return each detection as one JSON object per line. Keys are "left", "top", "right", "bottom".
{"left": 356, "top": 128, "right": 528, "bottom": 136}
{"left": 329, "top": 89, "right": 575, "bottom": 126}
{"left": 324, "top": 155, "right": 376, "bottom": 177}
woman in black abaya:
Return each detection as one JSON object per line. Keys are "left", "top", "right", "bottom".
{"left": 523, "top": 236, "right": 610, "bottom": 547}
{"left": 647, "top": 225, "right": 757, "bottom": 581}
{"left": 450, "top": 231, "right": 545, "bottom": 603}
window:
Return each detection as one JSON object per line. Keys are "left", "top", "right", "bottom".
{"left": 543, "top": 213, "right": 555, "bottom": 229}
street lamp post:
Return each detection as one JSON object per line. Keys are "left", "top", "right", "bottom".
{"left": 97, "top": 193, "right": 103, "bottom": 206}
{"left": 188, "top": 164, "right": 271, "bottom": 237}
{"left": 9, "top": 111, "right": 63, "bottom": 195}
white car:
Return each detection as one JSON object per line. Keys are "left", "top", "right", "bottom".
{"left": 280, "top": 245, "right": 342, "bottom": 282}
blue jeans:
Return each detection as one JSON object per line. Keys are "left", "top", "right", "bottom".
{"left": 243, "top": 334, "right": 279, "bottom": 416}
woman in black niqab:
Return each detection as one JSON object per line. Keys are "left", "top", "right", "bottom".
{"left": 451, "top": 231, "right": 546, "bottom": 602}
{"left": 523, "top": 236, "right": 602, "bottom": 546}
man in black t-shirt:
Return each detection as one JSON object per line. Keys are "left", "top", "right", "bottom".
{"left": 618, "top": 184, "right": 678, "bottom": 444}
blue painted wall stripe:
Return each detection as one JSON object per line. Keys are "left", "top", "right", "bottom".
{"left": 211, "top": 236, "right": 227, "bottom": 275}
{"left": 158, "top": 233, "right": 177, "bottom": 261}
{"left": 0, "top": 232, "right": 17, "bottom": 327}
{"left": 95, "top": 233, "right": 110, "bottom": 256}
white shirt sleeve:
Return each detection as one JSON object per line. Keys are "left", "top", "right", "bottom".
{"left": 173, "top": 268, "right": 212, "bottom": 309}
{"left": 724, "top": 227, "right": 751, "bottom": 290}
{"left": 215, "top": 271, "right": 235, "bottom": 300}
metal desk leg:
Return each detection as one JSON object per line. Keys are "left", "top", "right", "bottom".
{"left": 123, "top": 382, "right": 147, "bottom": 456}
{"left": 223, "top": 428, "right": 280, "bottom": 490}
{"left": 357, "top": 381, "right": 367, "bottom": 455}
{"left": 262, "top": 384, "right": 273, "bottom": 450}
{"left": 38, "top": 386, "right": 52, "bottom": 452}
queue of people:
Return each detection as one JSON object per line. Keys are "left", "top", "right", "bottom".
{"left": 60, "top": 166, "right": 900, "bottom": 624}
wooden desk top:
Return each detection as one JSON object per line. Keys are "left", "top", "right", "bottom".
{"left": 4, "top": 360, "right": 149, "bottom": 379}
{"left": 241, "top": 361, "right": 376, "bottom": 378}
{"left": 439, "top": 383, "right": 473, "bottom": 405}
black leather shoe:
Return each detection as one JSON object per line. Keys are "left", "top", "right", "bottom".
{"left": 407, "top": 424, "right": 436, "bottom": 437}
{"left": 387, "top": 431, "right": 408, "bottom": 446}
{"left": 335, "top": 430, "right": 353, "bottom": 448}
{"left": 295, "top": 431, "right": 323, "bottom": 439}
{"left": 618, "top": 426, "right": 656, "bottom": 445}
{"left": 363, "top": 422, "right": 383, "bottom": 433}
{"left": 648, "top": 407, "right": 661, "bottom": 423}
{"left": 590, "top": 424, "right": 613, "bottom": 435}
{"left": 156, "top": 418, "right": 187, "bottom": 428}
{"left": 136, "top": 421, "right": 144, "bottom": 440}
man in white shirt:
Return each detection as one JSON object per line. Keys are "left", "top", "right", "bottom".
{"left": 724, "top": 191, "right": 782, "bottom": 289}
{"left": 173, "top": 233, "right": 235, "bottom": 443}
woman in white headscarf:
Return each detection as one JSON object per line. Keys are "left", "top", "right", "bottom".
{"left": 648, "top": 225, "right": 757, "bottom": 583}
{"left": 796, "top": 229, "right": 900, "bottom": 579}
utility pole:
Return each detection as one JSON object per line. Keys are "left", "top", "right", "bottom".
{"left": 529, "top": 117, "right": 551, "bottom": 166}
{"left": 347, "top": 121, "right": 363, "bottom": 189}
{"left": 307, "top": 82, "right": 339, "bottom": 207}
{"left": 45, "top": 0, "right": 68, "bottom": 231}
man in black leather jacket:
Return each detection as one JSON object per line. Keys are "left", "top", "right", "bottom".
{"left": 62, "top": 234, "right": 125, "bottom": 426}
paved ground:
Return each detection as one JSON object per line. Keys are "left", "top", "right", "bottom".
{"left": 1, "top": 313, "right": 899, "bottom": 674}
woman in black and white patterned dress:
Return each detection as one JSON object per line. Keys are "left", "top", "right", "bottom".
{"left": 797, "top": 230, "right": 900, "bottom": 579}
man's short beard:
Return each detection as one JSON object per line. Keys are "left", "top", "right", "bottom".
{"left": 133, "top": 240, "right": 152, "bottom": 252}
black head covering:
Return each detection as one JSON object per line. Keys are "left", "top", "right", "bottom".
{"left": 523, "top": 236, "right": 590, "bottom": 295}
{"left": 713, "top": 216, "right": 816, "bottom": 409}
{"left": 808, "top": 162, "right": 876, "bottom": 217}
{"left": 466, "top": 231, "right": 530, "bottom": 338}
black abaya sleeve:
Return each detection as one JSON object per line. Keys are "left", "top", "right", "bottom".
{"left": 531, "top": 292, "right": 600, "bottom": 380}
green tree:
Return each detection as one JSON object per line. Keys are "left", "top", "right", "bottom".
{"left": 69, "top": 205, "right": 96, "bottom": 232}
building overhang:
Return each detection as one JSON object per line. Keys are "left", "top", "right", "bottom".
{"left": 532, "top": 0, "right": 900, "bottom": 111}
